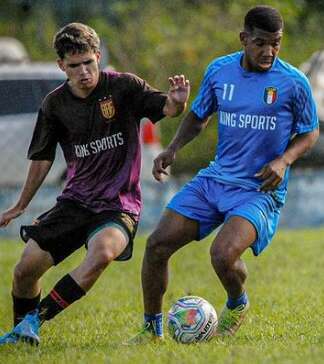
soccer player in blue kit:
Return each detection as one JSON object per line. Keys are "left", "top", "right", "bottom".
{"left": 131, "top": 5, "right": 319, "bottom": 341}
{"left": 0, "top": 23, "right": 189, "bottom": 345}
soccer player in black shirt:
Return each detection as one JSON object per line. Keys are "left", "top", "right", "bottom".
{"left": 0, "top": 22, "right": 190, "bottom": 345}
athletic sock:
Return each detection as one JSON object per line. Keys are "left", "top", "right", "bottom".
{"left": 144, "top": 313, "right": 163, "bottom": 336}
{"left": 226, "top": 291, "right": 248, "bottom": 309}
{"left": 12, "top": 292, "right": 41, "bottom": 326}
{"left": 38, "top": 274, "right": 85, "bottom": 322}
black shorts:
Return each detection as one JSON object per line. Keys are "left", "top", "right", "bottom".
{"left": 20, "top": 200, "right": 138, "bottom": 265}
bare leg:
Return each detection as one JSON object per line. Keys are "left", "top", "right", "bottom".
{"left": 210, "top": 216, "right": 256, "bottom": 299}
{"left": 6, "top": 227, "right": 128, "bottom": 343}
{"left": 33, "top": 226, "right": 128, "bottom": 324}
{"left": 11, "top": 239, "right": 54, "bottom": 325}
{"left": 142, "top": 209, "right": 198, "bottom": 314}
{"left": 70, "top": 226, "right": 128, "bottom": 292}
{"left": 12, "top": 239, "right": 54, "bottom": 298}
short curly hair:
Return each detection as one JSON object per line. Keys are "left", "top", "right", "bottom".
{"left": 244, "top": 6, "right": 284, "bottom": 33}
{"left": 53, "top": 22, "right": 100, "bottom": 59}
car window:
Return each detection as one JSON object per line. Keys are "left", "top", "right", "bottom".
{"left": 0, "top": 79, "right": 64, "bottom": 115}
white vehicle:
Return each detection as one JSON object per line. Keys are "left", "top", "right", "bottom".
{"left": 0, "top": 63, "right": 66, "bottom": 186}
{"left": 0, "top": 37, "right": 29, "bottom": 64}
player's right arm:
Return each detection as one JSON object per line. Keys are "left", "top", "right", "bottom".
{"left": 153, "top": 62, "right": 216, "bottom": 182}
{"left": 153, "top": 60, "right": 217, "bottom": 182}
{"left": 0, "top": 160, "right": 53, "bottom": 227}
{"left": 152, "top": 111, "right": 209, "bottom": 181}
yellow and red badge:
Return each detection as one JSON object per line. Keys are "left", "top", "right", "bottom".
{"left": 99, "top": 96, "right": 115, "bottom": 120}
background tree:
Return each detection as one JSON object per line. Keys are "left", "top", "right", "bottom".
{"left": 1, "top": 0, "right": 323, "bottom": 174}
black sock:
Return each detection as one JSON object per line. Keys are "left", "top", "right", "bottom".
{"left": 12, "top": 292, "right": 41, "bottom": 326}
{"left": 38, "top": 274, "right": 86, "bottom": 322}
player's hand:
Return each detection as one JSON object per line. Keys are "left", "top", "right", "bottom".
{"left": 168, "top": 75, "right": 190, "bottom": 106}
{"left": 152, "top": 148, "right": 176, "bottom": 182}
{"left": 254, "top": 156, "right": 289, "bottom": 192}
{"left": 0, "top": 206, "right": 25, "bottom": 228}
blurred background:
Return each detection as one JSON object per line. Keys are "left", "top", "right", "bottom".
{"left": 1, "top": 0, "right": 324, "bottom": 238}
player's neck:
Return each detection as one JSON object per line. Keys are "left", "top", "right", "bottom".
{"left": 241, "top": 54, "right": 272, "bottom": 73}
{"left": 241, "top": 56, "right": 256, "bottom": 72}
{"left": 68, "top": 81, "right": 98, "bottom": 99}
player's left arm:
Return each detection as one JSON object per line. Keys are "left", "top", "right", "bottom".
{"left": 163, "top": 75, "right": 190, "bottom": 117}
{"left": 256, "top": 73, "right": 319, "bottom": 192}
{"left": 256, "top": 128, "right": 319, "bottom": 192}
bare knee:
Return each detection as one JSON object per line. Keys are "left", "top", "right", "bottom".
{"left": 145, "top": 232, "right": 174, "bottom": 263}
{"left": 211, "top": 216, "right": 255, "bottom": 275}
{"left": 13, "top": 260, "right": 41, "bottom": 287}
{"left": 88, "top": 241, "right": 116, "bottom": 273}
{"left": 95, "top": 250, "right": 114, "bottom": 270}
{"left": 13, "top": 241, "right": 53, "bottom": 288}
{"left": 210, "top": 244, "right": 238, "bottom": 275}
{"left": 13, "top": 262, "right": 28, "bottom": 283}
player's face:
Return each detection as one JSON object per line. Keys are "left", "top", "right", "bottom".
{"left": 240, "top": 28, "right": 282, "bottom": 72}
{"left": 58, "top": 51, "right": 101, "bottom": 95}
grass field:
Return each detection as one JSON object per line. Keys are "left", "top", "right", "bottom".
{"left": 0, "top": 229, "right": 323, "bottom": 364}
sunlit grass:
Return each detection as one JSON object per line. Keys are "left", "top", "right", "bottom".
{"left": 0, "top": 229, "right": 323, "bottom": 363}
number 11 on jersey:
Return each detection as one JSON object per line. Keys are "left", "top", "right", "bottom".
{"left": 222, "top": 83, "right": 235, "bottom": 101}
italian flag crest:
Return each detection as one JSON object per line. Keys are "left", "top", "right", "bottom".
{"left": 264, "top": 87, "right": 278, "bottom": 105}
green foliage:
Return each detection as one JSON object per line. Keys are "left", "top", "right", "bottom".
{"left": 0, "top": 229, "right": 324, "bottom": 363}
{"left": 1, "top": 0, "right": 324, "bottom": 174}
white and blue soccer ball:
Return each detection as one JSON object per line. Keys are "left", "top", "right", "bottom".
{"left": 167, "top": 296, "right": 218, "bottom": 344}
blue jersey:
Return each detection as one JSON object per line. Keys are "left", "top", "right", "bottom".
{"left": 191, "top": 51, "right": 318, "bottom": 204}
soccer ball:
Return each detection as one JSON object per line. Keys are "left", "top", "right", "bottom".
{"left": 167, "top": 296, "right": 217, "bottom": 344}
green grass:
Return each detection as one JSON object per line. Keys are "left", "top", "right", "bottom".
{"left": 0, "top": 229, "right": 324, "bottom": 363}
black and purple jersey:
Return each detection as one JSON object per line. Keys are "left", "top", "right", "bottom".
{"left": 28, "top": 71, "right": 167, "bottom": 218}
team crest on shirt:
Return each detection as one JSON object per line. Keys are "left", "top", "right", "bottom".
{"left": 99, "top": 96, "right": 115, "bottom": 120}
{"left": 264, "top": 87, "right": 278, "bottom": 105}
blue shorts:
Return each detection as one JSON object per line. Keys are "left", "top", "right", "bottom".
{"left": 167, "top": 176, "right": 281, "bottom": 256}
